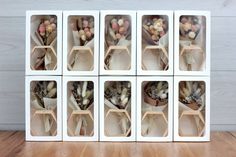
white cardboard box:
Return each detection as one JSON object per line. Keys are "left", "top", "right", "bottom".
{"left": 174, "top": 76, "right": 210, "bottom": 141}
{"left": 137, "top": 76, "right": 173, "bottom": 141}
{"left": 63, "top": 11, "right": 99, "bottom": 76}
{"left": 25, "top": 76, "right": 62, "bottom": 141}
{"left": 25, "top": 11, "right": 62, "bottom": 75}
{"left": 62, "top": 76, "right": 98, "bottom": 141}
{"left": 137, "top": 11, "right": 173, "bottom": 76}
{"left": 99, "top": 76, "right": 136, "bottom": 141}
{"left": 100, "top": 10, "right": 136, "bottom": 75}
{"left": 174, "top": 11, "right": 210, "bottom": 76}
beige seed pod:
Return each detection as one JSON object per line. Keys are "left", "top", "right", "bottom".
{"left": 82, "top": 98, "right": 90, "bottom": 105}
{"left": 121, "top": 88, "right": 128, "bottom": 101}
{"left": 82, "top": 81, "right": 88, "bottom": 97}
{"left": 47, "top": 81, "right": 54, "bottom": 91}
{"left": 121, "top": 97, "right": 128, "bottom": 107}
{"left": 47, "top": 88, "right": 57, "bottom": 98}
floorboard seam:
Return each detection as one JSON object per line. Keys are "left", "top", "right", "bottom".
{"left": 227, "top": 131, "right": 236, "bottom": 140}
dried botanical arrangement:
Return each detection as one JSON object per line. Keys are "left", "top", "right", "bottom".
{"left": 104, "top": 81, "right": 131, "bottom": 137}
{"left": 179, "top": 16, "right": 205, "bottom": 71}
{"left": 144, "top": 81, "right": 168, "bottom": 106}
{"left": 179, "top": 81, "right": 205, "bottom": 110}
{"left": 104, "top": 15, "right": 132, "bottom": 70}
{"left": 68, "top": 16, "right": 95, "bottom": 71}
{"left": 30, "top": 81, "right": 57, "bottom": 136}
{"left": 142, "top": 15, "right": 169, "bottom": 71}
{"left": 31, "top": 15, "right": 57, "bottom": 71}
{"left": 67, "top": 81, "right": 94, "bottom": 136}
{"left": 178, "top": 81, "right": 206, "bottom": 137}
{"left": 141, "top": 81, "right": 168, "bottom": 137}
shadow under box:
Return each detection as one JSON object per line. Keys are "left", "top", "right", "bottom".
{"left": 104, "top": 15, "right": 132, "bottom": 70}
{"left": 67, "top": 15, "right": 95, "bottom": 71}
{"left": 179, "top": 15, "right": 206, "bottom": 71}
{"left": 178, "top": 81, "right": 206, "bottom": 137}
{"left": 66, "top": 81, "right": 94, "bottom": 137}
{"left": 104, "top": 81, "right": 132, "bottom": 137}
{"left": 30, "top": 81, "right": 58, "bottom": 136}
{"left": 141, "top": 15, "right": 169, "bottom": 71}
{"left": 30, "top": 15, "right": 58, "bottom": 71}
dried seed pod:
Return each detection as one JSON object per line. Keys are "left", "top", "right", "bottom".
{"left": 82, "top": 81, "right": 88, "bottom": 98}
{"left": 182, "top": 87, "right": 191, "bottom": 97}
{"left": 157, "top": 81, "right": 162, "bottom": 92}
{"left": 118, "top": 19, "right": 124, "bottom": 26}
{"left": 110, "top": 96, "right": 118, "bottom": 105}
{"left": 82, "top": 98, "right": 90, "bottom": 105}
{"left": 84, "top": 90, "right": 93, "bottom": 99}
{"left": 47, "top": 88, "right": 57, "bottom": 98}
{"left": 120, "top": 88, "right": 128, "bottom": 101}
{"left": 47, "top": 81, "right": 55, "bottom": 91}
{"left": 76, "top": 84, "right": 82, "bottom": 96}
{"left": 121, "top": 97, "right": 129, "bottom": 108}
{"left": 186, "top": 81, "right": 192, "bottom": 94}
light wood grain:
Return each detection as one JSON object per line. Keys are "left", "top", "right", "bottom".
{"left": 0, "top": 0, "right": 236, "bottom": 17}
{"left": 0, "top": 131, "right": 236, "bottom": 157}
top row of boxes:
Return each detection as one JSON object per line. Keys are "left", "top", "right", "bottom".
{"left": 25, "top": 10, "right": 210, "bottom": 76}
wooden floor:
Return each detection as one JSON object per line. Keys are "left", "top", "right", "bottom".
{"left": 0, "top": 131, "right": 236, "bottom": 157}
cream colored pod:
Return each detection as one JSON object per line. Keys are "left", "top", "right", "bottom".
{"left": 25, "top": 76, "right": 62, "bottom": 141}
{"left": 63, "top": 11, "right": 99, "bottom": 75}
{"left": 26, "top": 11, "right": 62, "bottom": 75}
{"left": 63, "top": 77, "right": 98, "bottom": 141}
{"left": 174, "top": 11, "right": 210, "bottom": 76}
{"left": 100, "top": 11, "right": 136, "bottom": 75}
{"left": 100, "top": 76, "right": 136, "bottom": 141}
{"left": 137, "top": 11, "right": 173, "bottom": 76}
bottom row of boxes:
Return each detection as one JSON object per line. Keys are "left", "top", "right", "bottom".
{"left": 25, "top": 76, "right": 210, "bottom": 142}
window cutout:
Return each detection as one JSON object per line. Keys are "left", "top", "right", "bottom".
{"left": 179, "top": 15, "right": 206, "bottom": 71}
{"left": 67, "top": 16, "right": 95, "bottom": 71}
{"left": 30, "top": 81, "right": 57, "bottom": 136}
{"left": 141, "top": 15, "right": 169, "bottom": 71}
{"left": 104, "top": 81, "right": 132, "bottom": 137}
{"left": 67, "top": 81, "right": 94, "bottom": 137}
{"left": 141, "top": 81, "right": 168, "bottom": 137}
{"left": 30, "top": 15, "right": 57, "bottom": 71}
{"left": 178, "top": 81, "right": 206, "bottom": 137}
{"left": 104, "top": 15, "right": 132, "bottom": 70}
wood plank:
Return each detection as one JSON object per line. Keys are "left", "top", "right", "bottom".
{"left": 0, "top": 131, "right": 236, "bottom": 157}
{"left": 211, "top": 71, "right": 236, "bottom": 124}
{"left": 211, "top": 16, "right": 236, "bottom": 71}
{"left": 0, "top": 0, "right": 236, "bottom": 17}
{"left": 0, "top": 17, "right": 25, "bottom": 71}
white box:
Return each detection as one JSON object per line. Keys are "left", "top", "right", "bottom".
{"left": 100, "top": 10, "right": 136, "bottom": 75}
{"left": 137, "top": 76, "right": 173, "bottom": 141}
{"left": 62, "top": 76, "right": 98, "bottom": 141}
{"left": 174, "top": 76, "right": 210, "bottom": 141}
{"left": 25, "top": 76, "right": 62, "bottom": 141}
{"left": 63, "top": 11, "right": 99, "bottom": 76}
{"left": 25, "top": 11, "right": 62, "bottom": 75}
{"left": 174, "top": 11, "right": 210, "bottom": 76}
{"left": 137, "top": 11, "right": 173, "bottom": 76}
{"left": 100, "top": 76, "right": 136, "bottom": 141}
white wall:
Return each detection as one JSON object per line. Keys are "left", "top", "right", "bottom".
{"left": 0, "top": 0, "right": 236, "bottom": 130}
